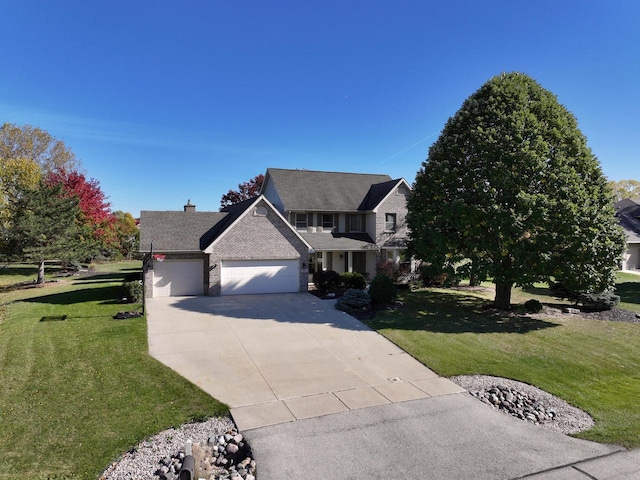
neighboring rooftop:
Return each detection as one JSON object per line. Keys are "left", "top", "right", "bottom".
{"left": 615, "top": 198, "right": 640, "bottom": 243}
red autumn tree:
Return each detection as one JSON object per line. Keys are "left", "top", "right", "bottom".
{"left": 220, "top": 173, "right": 264, "bottom": 209}
{"left": 45, "top": 169, "right": 116, "bottom": 247}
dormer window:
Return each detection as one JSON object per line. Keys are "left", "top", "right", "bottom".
{"left": 385, "top": 213, "right": 397, "bottom": 232}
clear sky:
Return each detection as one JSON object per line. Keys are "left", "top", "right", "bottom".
{"left": 1, "top": 1, "right": 638, "bottom": 215}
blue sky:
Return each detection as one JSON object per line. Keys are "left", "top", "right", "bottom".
{"left": 1, "top": 1, "right": 638, "bottom": 215}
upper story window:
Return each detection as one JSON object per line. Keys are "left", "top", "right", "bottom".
{"left": 347, "top": 214, "right": 364, "bottom": 233}
{"left": 321, "top": 213, "right": 335, "bottom": 231}
{"left": 385, "top": 213, "right": 397, "bottom": 232}
{"left": 396, "top": 186, "right": 408, "bottom": 196}
{"left": 295, "top": 213, "right": 308, "bottom": 229}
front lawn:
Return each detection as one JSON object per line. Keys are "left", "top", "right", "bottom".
{"left": 365, "top": 274, "right": 640, "bottom": 448}
{"left": 0, "top": 262, "right": 228, "bottom": 479}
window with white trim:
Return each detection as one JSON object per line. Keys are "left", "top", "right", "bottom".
{"left": 347, "top": 214, "right": 364, "bottom": 232}
{"left": 385, "top": 213, "right": 397, "bottom": 232}
{"left": 295, "top": 213, "right": 308, "bottom": 229}
{"left": 321, "top": 213, "right": 335, "bottom": 231}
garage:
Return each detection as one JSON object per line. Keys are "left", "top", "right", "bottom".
{"left": 221, "top": 259, "right": 300, "bottom": 295}
{"left": 152, "top": 259, "right": 204, "bottom": 297}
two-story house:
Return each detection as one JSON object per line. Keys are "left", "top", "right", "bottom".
{"left": 261, "top": 168, "right": 411, "bottom": 280}
{"left": 139, "top": 168, "right": 411, "bottom": 297}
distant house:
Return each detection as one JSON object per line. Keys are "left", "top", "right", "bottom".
{"left": 139, "top": 168, "right": 411, "bottom": 298}
{"left": 615, "top": 198, "right": 640, "bottom": 271}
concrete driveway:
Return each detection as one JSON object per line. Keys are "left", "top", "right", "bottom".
{"left": 146, "top": 293, "right": 465, "bottom": 430}
{"left": 146, "top": 293, "right": 636, "bottom": 479}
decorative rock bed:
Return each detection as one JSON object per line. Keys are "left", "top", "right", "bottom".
{"left": 451, "top": 375, "right": 595, "bottom": 435}
{"left": 100, "top": 416, "right": 256, "bottom": 480}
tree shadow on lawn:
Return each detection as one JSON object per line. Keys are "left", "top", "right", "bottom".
{"left": 23, "top": 285, "right": 124, "bottom": 305}
{"left": 615, "top": 282, "right": 640, "bottom": 306}
{"left": 368, "top": 291, "right": 561, "bottom": 334}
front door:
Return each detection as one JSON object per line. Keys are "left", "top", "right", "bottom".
{"left": 353, "top": 252, "right": 366, "bottom": 276}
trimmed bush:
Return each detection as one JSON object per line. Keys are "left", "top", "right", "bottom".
{"left": 312, "top": 269, "right": 341, "bottom": 292}
{"left": 524, "top": 299, "right": 543, "bottom": 313}
{"left": 122, "top": 280, "right": 143, "bottom": 303}
{"left": 369, "top": 274, "right": 397, "bottom": 306}
{"left": 340, "top": 271, "right": 367, "bottom": 290}
{"left": 578, "top": 291, "right": 620, "bottom": 311}
{"left": 335, "top": 289, "right": 371, "bottom": 313}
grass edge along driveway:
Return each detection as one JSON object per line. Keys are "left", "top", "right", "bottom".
{"left": 364, "top": 277, "right": 640, "bottom": 449}
{"left": 0, "top": 261, "right": 228, "bottom": 480}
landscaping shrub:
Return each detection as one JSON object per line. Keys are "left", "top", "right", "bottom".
{"left": 340, "top": 271, "right": 367, "bottom": 290}
{"left": 524, "top": 299, "right": 543, "bottom": 313}
{"left": 419, "top": 264, "right": 449, "bottom": 287}
{"left": 577, "top": 291, "right": 620, "bottom": 311}
{"left": 551, "top": 282, "right": 620, "bottom": 311}
{"left": 335, "top": 288, "right": 371, "bottom": 313}
{"left": 549, "top": 281, "right": 576, "bottom": 301}
{"left": 122, "top": 280, "right": 143, "bottom": 303}
{"left": 369, "top": 274, "right": 397, "bottom": 305}
{"left": 312, "top": 269, "right": 341, "bottom": 292}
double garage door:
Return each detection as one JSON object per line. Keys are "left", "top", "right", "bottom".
{"left": 221, "top": 259, "right": 299, "bottom": 295}
{"left": 152, "top": 258, "right": 300, "bottom": 297}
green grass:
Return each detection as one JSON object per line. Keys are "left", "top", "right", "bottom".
{"left": 0, "top": 261, "right": 228, "bottom": 479}
{"left": 366, "top": 275, "right": 640, "bottom": 448}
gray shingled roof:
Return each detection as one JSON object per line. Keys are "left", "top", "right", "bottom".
{"left": 265, "top": 168, "right": 393, "bottom": 212}
{"left": 300, "top": 232, "right": 378, "bottom": 251}
{"left": 139, "top": 210, "right": 227, "bottom": 252}
{"left": 616, "top": 198, "right": 640, "bottom": 243}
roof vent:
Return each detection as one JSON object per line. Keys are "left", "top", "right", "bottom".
{"left": 184, "top": 199, "right": 196, "bottom": 212}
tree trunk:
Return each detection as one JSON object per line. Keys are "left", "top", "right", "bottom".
{"left": 494, "top": 282, "right": 513, "bottom": 310}
{"left": 36, "top": 260, "right": 45, "bottom": 284}
{"left": 469, "top": 273, "right": 480, "bottom": 287}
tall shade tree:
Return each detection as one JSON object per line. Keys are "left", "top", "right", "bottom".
{"left": 9, "top": 183, "right": 86, "bottom": 283}
{"left": 0, "top": 123, "right": 80, "bottom": 174}
{"left": 407, "top": 72, "right": 626, "bottom": 309}
{"left": 220, "top": 173, "right": 264, "bottom": 208}
{"left": 0, "top": 157, "right": 41, "bottom": 254}
{"left": 45, "top": 169, "right": 115, "bottom": 250}
{"left": 112, "top": 211, "right": 140, "bottom": 259}
{"left": 609, "top": 179, "right": 640, "bottom": 202}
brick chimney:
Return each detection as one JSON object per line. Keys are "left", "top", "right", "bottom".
{"left": 184, "top": 199, "right": 196, "bottom": 212}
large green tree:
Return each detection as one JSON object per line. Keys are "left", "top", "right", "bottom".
{"left": 408, "top": 72, "right": 626, "bottom": 309}
{"left": 8, "top": 182, "right": 88, "bottom": 283}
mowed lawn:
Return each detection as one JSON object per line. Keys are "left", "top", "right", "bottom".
{"left": 365, "top": 273, "right": 640, "bottom": 448}
{"left": 0, "top": 262, "right": 227, "bottom": 480}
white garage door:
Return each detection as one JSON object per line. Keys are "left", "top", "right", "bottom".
{"left": 153, "top": 259, "right": 203, "bottom": 297}
{"left": 221, "top": 259, "right": 300, "bottom": 295}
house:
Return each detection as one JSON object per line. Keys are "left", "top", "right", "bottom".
{"left": 615, "top": 198, "right": 640, "bottom": 272}
{"left": 261, "top": 168, "right": 411, "bottom": 280}
{"left": 139, "top": 168, "right": 411, "bottom": 297}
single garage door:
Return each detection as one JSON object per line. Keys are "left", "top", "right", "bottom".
{"left": 221, "top": 259, "right": 299, "bottom": 295}
{"left": 153, "top": 259, "right": 203, "bottom": 297}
